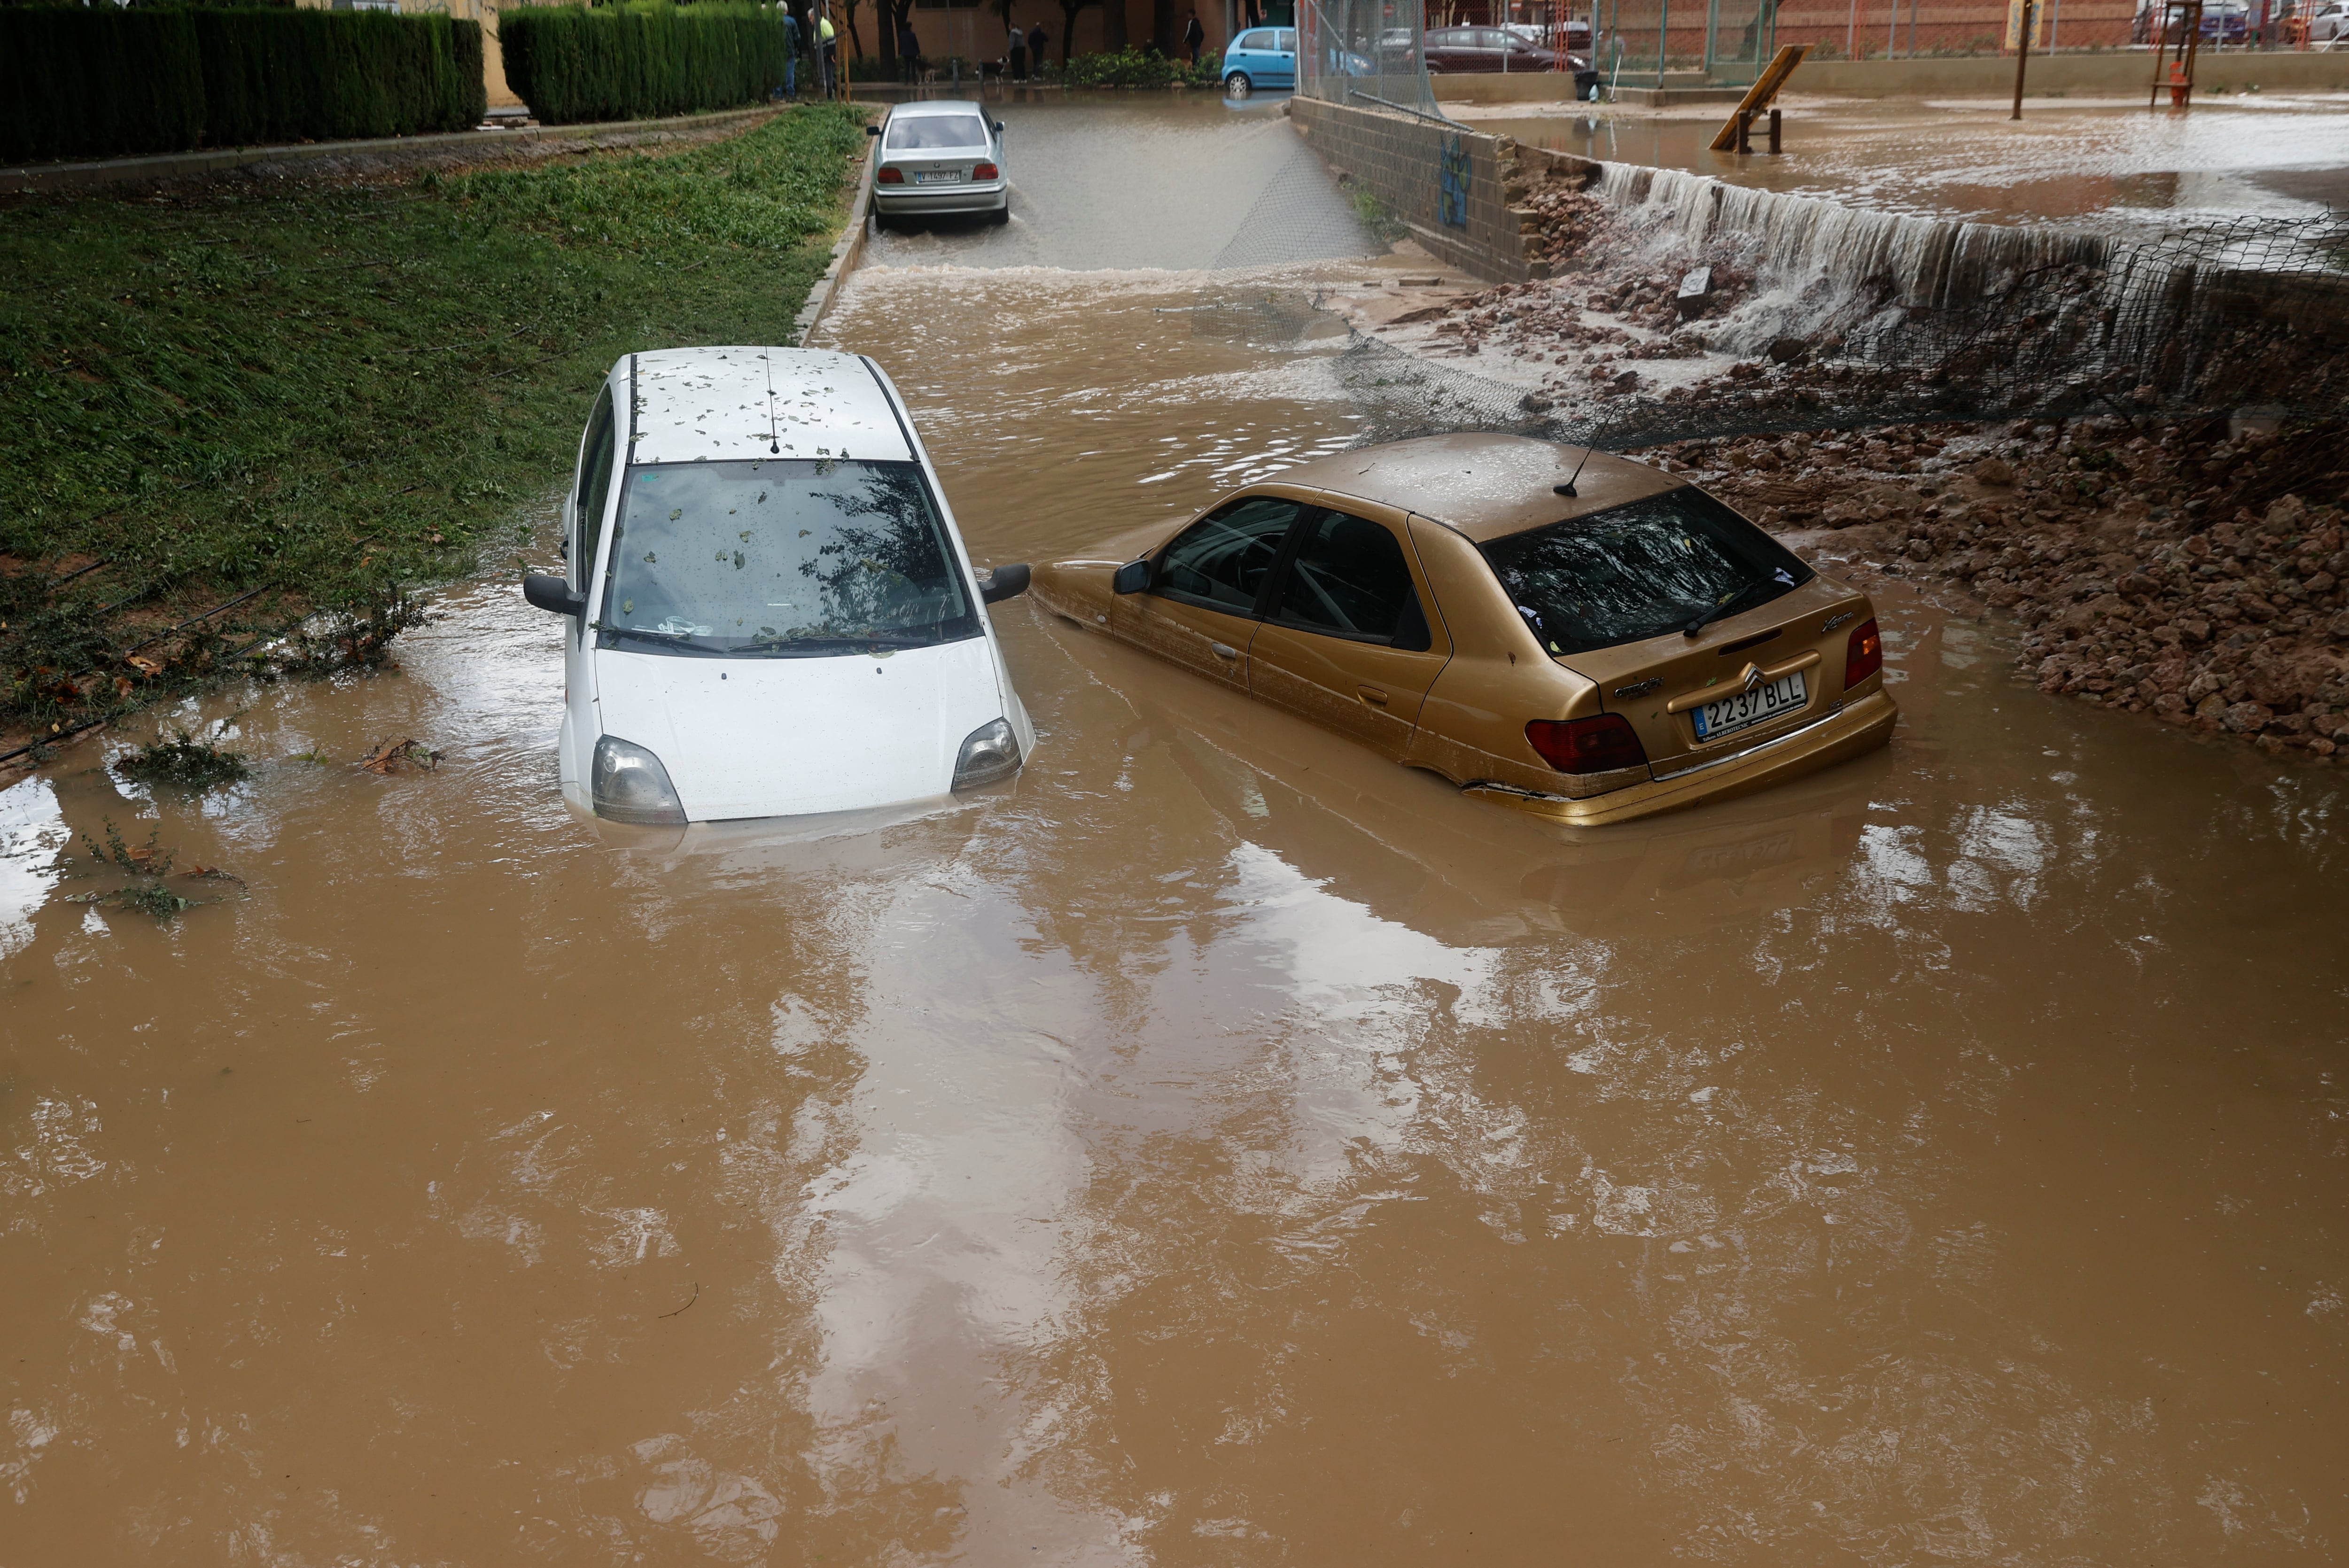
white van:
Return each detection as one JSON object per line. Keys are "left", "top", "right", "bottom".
{"left": 523, "top": 346, "right": 1035, "bottom": 824}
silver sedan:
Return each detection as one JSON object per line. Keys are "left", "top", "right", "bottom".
{"left": 866, "top": 101, "right": 1009, "bottom": 227}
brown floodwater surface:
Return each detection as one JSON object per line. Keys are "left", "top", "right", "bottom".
{"left": 7, "top": 180, "right": 2349, "bottom": 1563}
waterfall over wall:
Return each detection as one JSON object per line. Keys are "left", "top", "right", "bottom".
{"left": 1570, "top": 160, "right": 2349, "bottom": 437}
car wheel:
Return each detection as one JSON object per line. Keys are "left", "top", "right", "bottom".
{"left": 990, "top": 200, "right": 1011, "bottom": 225}
{"left": 1225, "top": 71, "right": 1252, "bottom": 98}
{"left": 871, "top": 205, "right": 889, "bottom": 232}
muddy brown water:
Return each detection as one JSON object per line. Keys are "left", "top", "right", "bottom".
{"left": 7, "top": 136, "right": 2349, "bottom": 1563}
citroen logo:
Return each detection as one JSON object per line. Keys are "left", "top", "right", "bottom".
{"left": 1742, "top": 664, "right": 1767, "bottom": 693}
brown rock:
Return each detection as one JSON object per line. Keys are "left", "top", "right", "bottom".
{"left": 2222, "top": 700, "right": 2275, "bottom": 733}
{"left": 1974, "top": 457, "right": 2015, "bottom": 486}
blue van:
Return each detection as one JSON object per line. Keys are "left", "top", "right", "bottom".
{"left": 1222, "top": 27, "right": 1297, "bottom": 97}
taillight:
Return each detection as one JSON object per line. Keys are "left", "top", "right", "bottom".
{"left": 877, "top": 166, "right": 904, "bottom": 184}
{"left": 1844, "top": 618, "right": 1883, "bottom": 690}
{"left": 1525, "top": 714, "right": 1649, "bottom": 776}
{"left": 972, "top": 162, "right": 1000, "bottom": 179}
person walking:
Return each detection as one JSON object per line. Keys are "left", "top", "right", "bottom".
{"left": 898, "top": 16, "right": 922, "bottom": 83}
{"left": 817, "top": 6, "right": 839, "bottom": 98}
{"left": 1008, "top": 20, "right": 1028, "bottom": 80}
{"left": 1182, "top": 6, "right": 1205, "bottom": 62}
{"left": 780, "top": 4, "right": 802, "bottom": 99}
{"left": 1028, "top": 20, "right": 1049, "bottom": 72}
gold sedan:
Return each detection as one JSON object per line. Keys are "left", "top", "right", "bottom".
{"left": 1030, "top": 433, "right": 1897, "bottom": 825}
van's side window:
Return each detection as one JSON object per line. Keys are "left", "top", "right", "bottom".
{"left": 574, "top": 387, "right": 618, "bottom": 592}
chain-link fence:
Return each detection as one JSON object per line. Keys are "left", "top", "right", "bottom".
{"left": 1297, "top": 0, "right": 1445, "bottom": 117}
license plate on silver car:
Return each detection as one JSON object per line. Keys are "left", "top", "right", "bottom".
{"left": 913, "top": 171, "right": 962, "bottom": 184}
{"left": 1693, "top": 671, "right": 1807, "bottom": 741}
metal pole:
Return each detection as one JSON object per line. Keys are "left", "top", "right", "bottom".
{"left": 2010, "top": 0, "right": 2033, "bottom": 116}
{"left": 1846, "top": 0, "right": 1857, "bottom": 57}
{"left": 1659, "top": 0, "right": 1669, "bottom": 79}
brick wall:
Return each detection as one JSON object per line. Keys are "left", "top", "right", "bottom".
{"left": 1293, "top": 97, "right": 1603, "bottom": 282}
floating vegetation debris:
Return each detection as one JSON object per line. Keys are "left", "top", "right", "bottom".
{"left": 67, "top": 816, "right": 245, "bottom": 924}
{"left": 357, "top": 737, "right": 444, "bottom": 775}
{"left": 115, "top": 717, "right": 251, "bottom": 789}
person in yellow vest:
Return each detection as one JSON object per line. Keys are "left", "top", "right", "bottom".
{"left": 817, "top": 7, "right": 839, "bottom": 99}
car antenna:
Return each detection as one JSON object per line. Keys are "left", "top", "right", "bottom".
{"left": 1554, "top": 445, "right": 1596, "bottom": 499}
{"left": 762, "top": 352, "right": 780, "bottom": 456}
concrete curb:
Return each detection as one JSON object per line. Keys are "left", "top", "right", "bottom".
{"left": 2, "top": 104, "right": 786, "bottom": 195}
{"left": 793, "top": 117, "right": 879, "bottom": 346}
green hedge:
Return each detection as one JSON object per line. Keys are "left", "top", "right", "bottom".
{"left": 498, "top": 4, "right": 793, "bottom": 126}
{"left": 0, "top": 8, "right": 485, "bottom": 166}
{"left": 1055, "top": 47, "right": 1223, "bottom": 88}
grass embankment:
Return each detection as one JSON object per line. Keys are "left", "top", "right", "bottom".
{"left": 0, "top": 102, "right": 870, "bottom": 761}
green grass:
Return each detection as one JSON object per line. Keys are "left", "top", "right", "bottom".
{"left": 0, "top": 102, "right": 869, "bottom": 743}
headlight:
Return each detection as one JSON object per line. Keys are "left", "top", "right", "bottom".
{"left": 951, "top": 717, "right": 1022, "bottom": 791}
{"left": 592, "top": 735, "right": 687, "bottom": 824}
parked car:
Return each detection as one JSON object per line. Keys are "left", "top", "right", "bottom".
{"left": 2303, "top": 0, "right": 2349, "bottom": 39}
{"left": 1501, "top": 19, "right": 1594, "bottom": 50}
{"left": 1029, "top": 433, "right": 1896, "bottom": 826}
{"left": 1420, "top": 26, "right": 1601, "bottom": 94}
{"left": 1222, "top": 27, "right": 1298, "bottom": 95}
{"left": 523, "top": 346, "right": 1036, "bottom": 825}
{"left": 2132, "top": 0, "right": 2249, "bottom": 42}
{"left": 865, "top": 100, "right": 1008, "bottom": 227}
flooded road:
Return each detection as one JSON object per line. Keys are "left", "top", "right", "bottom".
{"left": 7, "top": 107, "right": 2349, "bottom": 1565}
{"left": 1460, "top": 91, "right": 2349, "bottom": 226}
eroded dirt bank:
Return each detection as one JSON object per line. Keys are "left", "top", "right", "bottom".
{"left": 1651, "top": 418, "right": 2349, "bottom": 755}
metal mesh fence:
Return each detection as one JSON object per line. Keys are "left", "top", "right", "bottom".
{"left": 1297, "top": 0, "right": 1447, "bottom": 116}
{"left": 1595, "top": 0, "right": 1776, "bottom": 87}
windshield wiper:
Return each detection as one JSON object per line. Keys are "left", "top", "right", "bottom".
{"left": 757, "top": 629, "right": 939, "bottom": 649}
{"left": 599, "top": 624, "right": 731, "bottom": 654}
{"left": 1682, "top": 577, "right": 1779, "bottom": 638}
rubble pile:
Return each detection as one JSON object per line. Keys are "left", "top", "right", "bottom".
{"left": 1423, "top": 190, "right": 1758, "bottom": 389}
{"left": 1647, "top": 419, "right": 2349, "bottom": 757}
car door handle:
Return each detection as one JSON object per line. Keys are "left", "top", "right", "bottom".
{"left": 1357, "top": 685, "right": 1389, "bottom": 706}
{"left": 1212, "top": 642, "right": 1240, "bottom": 661}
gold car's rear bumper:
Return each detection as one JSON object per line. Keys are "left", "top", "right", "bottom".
{"left": 1467, "top": 689, "right": 1898, "bottom": 827}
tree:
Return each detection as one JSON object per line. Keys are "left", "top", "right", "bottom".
{"left": 1058, "top": 0, "right": 1104, "bottom": 60}
{"left": 875, "top": 0, "right": 915, "bottom": 76}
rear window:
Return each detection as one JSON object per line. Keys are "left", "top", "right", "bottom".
{"left": 1479, "top": 488, "right": 1812, "bottom": 658}
{"left": 887, "top": 115, "right": 990, "bottom": 150}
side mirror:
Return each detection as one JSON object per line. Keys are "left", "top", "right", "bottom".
{"left": 865, "top": 123, "right": 881, "bottom": 136}
{"left": 993, "top": 119, "right": 1006, "bottom": 133}
{"left": 1112, "top": 558, "right": 1152, "bottom": 595}
{"left": 979, "top": 562, "right": 1031, "bottom": 604}
{"left": 523, "top": 573, "right": 586, "bottom": 616}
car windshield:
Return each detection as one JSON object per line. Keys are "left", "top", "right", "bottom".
{"left": 887, "top": 115, "right": 989, "bottom": 150}
{"left": 1479, "top": 487, "right": 1813, "bottom": 658}
{"left": 596, "top": 459, "right": 979, "bottom": 657}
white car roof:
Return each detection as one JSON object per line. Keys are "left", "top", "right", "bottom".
{"left": 626, "top": 346, "right": 912, "bottom": 465}
{"left": 889, "top": 99, "right": 988, "bottom": 117}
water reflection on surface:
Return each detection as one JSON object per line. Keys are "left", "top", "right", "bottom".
{"left": 3, "top": 255, "right": 2348, "bottom": 1563}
